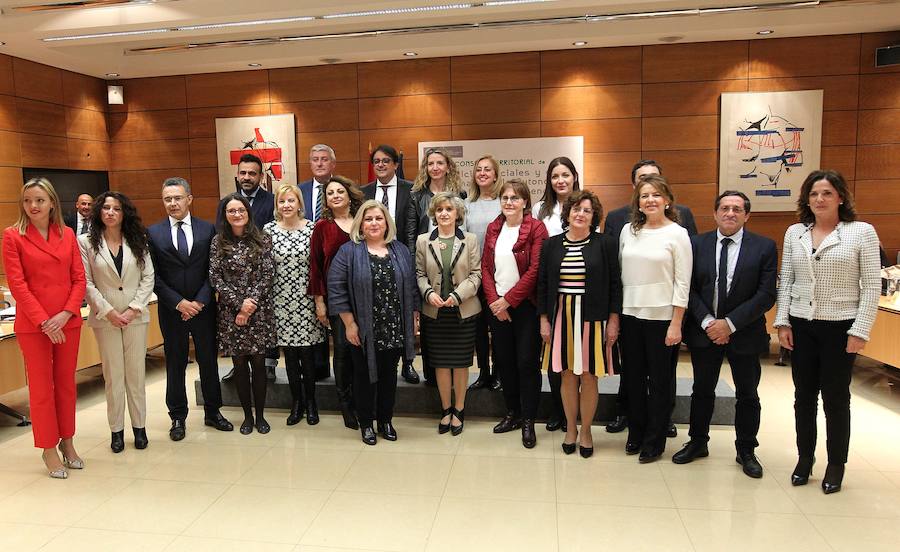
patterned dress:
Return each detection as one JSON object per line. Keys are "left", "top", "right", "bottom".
{"left": 541, "top": 235, "right": 609, "bottom": 376}
{"left": 369, "top": 253, "right": 404, "bottom": 352}
{"left": 209, "top": 233, "right": 276, "bottom": 356}
{"left": 264, "top": 221, "right": 326, "bottom": 348}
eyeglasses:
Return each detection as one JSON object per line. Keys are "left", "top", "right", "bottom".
{"left": 717, "top": 206, "right": 746, "bottom": 214}
{"left": 570, "top": 207, "right": 594, "bottom": 215}
{"left": 500, "top": 196, "right": 522, "bottom": 203}
{"left": 372, "top": 158, "right": 394, "bottom": 165}
{"left": 226, "top": 208, "right": 247, "bottom": 216}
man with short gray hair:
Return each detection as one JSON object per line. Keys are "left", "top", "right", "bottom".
{"left": 299, "top": 144, "right": 337, "bottom": 223}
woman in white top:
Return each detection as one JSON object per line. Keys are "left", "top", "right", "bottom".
{"left": 464, "top": 154, "right": 503, "bottom": 391}
{"left": 532, "top": 156, "right": 581, "bottom": 432}
{"left": 618, "top": 174, "right": 692, "bottom": 463}
{"left": 774, "top": 170, "right": 880, "bottom": 495}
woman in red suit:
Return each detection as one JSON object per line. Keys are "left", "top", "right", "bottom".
{"left": 2, "top": 177, "right": 86, "bottom": 479}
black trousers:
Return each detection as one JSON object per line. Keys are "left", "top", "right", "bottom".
{"left": 160, "top": 306, "right": 221, "bottom": 421}
{"left": 790, "top": 317, "right": 855, "bottom": 464}
{"left": 474, "top": 289, "right": 494, "bottom": 380}
{"left": 490, "top": 301, "right": 542, "bottom": 420}
{"left": 283, "top": 345, "right": 317, "bottom": 403}
{"left": 611, "top": 341, "right": 628, "bottom": 414}
{"left": 314, "top": 340, "right": 330, "bottom": 380}
{"left": 688, "top": 345, "right": 761, "bottom": 452}
{"left": 350, "top": 346, "right": 401, "bottom": 427}
{"left": 621, "top": 315, "right": 676, "bottom": 454}
{"left": 420, "top": 317, "right": 435, "bottom": 382}
{"left": 328, "top": 315, "right": 355, "bottom": 407}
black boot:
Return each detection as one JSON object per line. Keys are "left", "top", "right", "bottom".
{"left": 521, "top": 419, "right": 537, "bottom": 449}
{"left": 132, "top": 427, "right": 148, "bottom": 450}
{"left": 306, "top": 399, "right": 320, "bottom": 425}
{"left": 286, "top": 401, "right": 304, "bottom": 426}
{"left": 110, "top": 430, "right": 125, "bottom": 453}
{"left": 339, "top": 400, "right": 359, "bottom": 430}
{"left": 822, "top": 463, "right": 844, "bottom": 494}
{"left": 791, "top": 456, "right": 815, "bottom": 486}
{"left": 606, "top": 415, "right": 627, "bottom": 433}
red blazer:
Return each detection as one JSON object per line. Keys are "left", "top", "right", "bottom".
{"left": 481, "top": 213, "right": 548, "bottom": 308}
{"left": 2, "top": 224, "right": 86, "bottom": 334}
{"left": 307, "top": 219, "right": 351, "bottom": 297}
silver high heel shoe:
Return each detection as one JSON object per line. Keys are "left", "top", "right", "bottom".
{"left": 58, "top": 443, "right": 84, "bottom": 470}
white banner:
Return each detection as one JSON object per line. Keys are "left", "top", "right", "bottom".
{"left": 418, "top": 137, "right": 584, "bottom": 204}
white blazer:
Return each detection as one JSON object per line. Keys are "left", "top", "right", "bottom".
{"left": 774, "top": 221, "right": 880, "bottom": 340}
{"left": 78, "top": 234, "right": 155, "bottom": 329}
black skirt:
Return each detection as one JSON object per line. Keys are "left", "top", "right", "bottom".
{"left": 423, "top": 306, "right": 477, "bottom": 369}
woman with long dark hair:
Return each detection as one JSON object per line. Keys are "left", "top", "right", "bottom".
{"left": 210, "top": 193, "right": 276, "bottom": 435}
{"left": 79, "top": 191, "right": 155, "bottom": 453}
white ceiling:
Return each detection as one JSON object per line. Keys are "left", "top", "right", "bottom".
{"left": 0, "top": 0, "right": 898, "bottom": 79}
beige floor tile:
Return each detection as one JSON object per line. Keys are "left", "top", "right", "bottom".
{"left": 679, "top": 509, "right": 830, "bottom": 552}
{"left": 185, "top": 485, "right": 330, "bottom": 544}
{"left": 139, "top": 442, "right": 268, "bottom": 483}
{"left": 772, "top": 468, "right": 900, "bottom": 518}
{"left": 76, "top": 438, "right": 176, "bottom": 478}
{"left": 808, "top": 514, "right": 900, "bottom": 552}
{"left": 456, "top": 420, "right": 559, "bottom": 459}
{"left": 882, "top": 470, "right": 900, "bottom": 490}
{"left": 337, "top": 451, "right": 453, "bottom": 496}
{"left": 74, "top": 479, "right": 228, "bottom": 534}
{"left": 660, "top": 463, "right": 799, "bottom": 513}
{"left": 0, "top": 521, "right": 65, "bottom": 551}
{"left": 364, "top": 415, "right": 462, "bottom": 456}
{"left": 556, "top": 502, "right": 692, "bottom": 552}
{"left": 167, "top": 535, "right": 297, "bottom": 551}
{"left": 270, "top": 415, "right": 367, "bottom": 452}
{"left": 0, "top": 473, "right": 134, "bottom": 525}
{"left": 0, "top": 437, "right": 98, "bottom": 473}
{"left": 40, "top": 527, "right": 175, "bottom": 552}
{"left": 444, "top": 454, "right": 556, "bottom": 502}
{"left": 555, "top": 459, "right": 675, "bottom": 508}
{"left": 236, "top": 447, "right": 359, "bottom": 490}
{"left": 0, "top": 469, "right": 42, "bottom": 499}
{"left": 296, "top": 546, "right": 393, "bottom": 552}
{"left": 426, "top": 496, "right": 558, "bottom": 552}
{"left": 301, "top": 491, "right": 439, "bottom": 551}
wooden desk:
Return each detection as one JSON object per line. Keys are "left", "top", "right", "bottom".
{"left": 863, "top": 296, "right": 900, "bottom": 368}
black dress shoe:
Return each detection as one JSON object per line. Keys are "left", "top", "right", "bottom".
{"left": 606, "top": 415, "right": 627, "bottom": 434}
{"left": 266, "top": 365, "right": 276, "bottom": 381}
{"left": 521, "top": 419, "right": 537, "bottom": 449}
{"left": 240, "top": 418, "right": 254, "bottom": 435}
{"left": 221, "top": 367, "right": 235, "bottom": 382}
{"left": 561, "top": 442, "right": 577, "bottom": 455}
{"left": 286, "top": 401, "right": 304, "bottom": 426}
{"left": 401, "top": 363, "right": 421, "bottom": 384}
{"left": 545, "top": 415, "right": 562, "bottom": 432}
{"left": 468, "top": 377, "right": 489, "bottom": 390}
{"left": 133, "top": 427, "right": 148, "bottom": 450}
{"left": 306, "top": 399, "right": 320, "bottom": 425}
{"left": 490, "top": 378, "right": 502, "bottom": 392}
{"left": 451, "top": 408, "right": 465, "bottom": 436}
{"left": 493, "top": 413, "right": 521, "bottom": 434}
{"left": 736, "top": 451, "right": 764, "bottom": 479}
{"left": 666, "top": 424, "right": 678, "bottom": 438}
{"left": 579, "top": 444, "right": 594, "bottom": 459}
{"left": 111, "top": 430, "right": 125, "bottom": 453}
{"left": 377, "top": 421, "right": 398, "bottom": 441}
{"left": 822, "top": 463, "right": 844, "bottom": 494}
{"left": 672, "top": 441, "right": 709, "bottom": 465}
{"left": 791, "top": 456, "right": 815, "bottom": 486}
{"left": 169, "top": 419, "right": 186, "bottom": 441}
{"left": 361, "top": 426, "right": 377, "bottom": 445}
{"left": 204, "top": 412, "right": 234, "bottom": 432}
{"left": 625, "top": 442, "right": 641, "bottom": 455}
{"left": 256, "top": 418, "right": 271, "bottom": 434}
{"left": 423, "top": 378, "right": 437, "bottom": 388}
{"left": 438, "top": 407, "right": 452, "bottom": 434}
{"left": 339, "top": 401, "right": 359, "bottom": 430}
{"left": 639, "top": 450, "right": 662, "bottom": 464}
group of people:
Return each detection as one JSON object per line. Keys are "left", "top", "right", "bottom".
{"left": 3, "top": 142, "right": 880, "bottom": 496}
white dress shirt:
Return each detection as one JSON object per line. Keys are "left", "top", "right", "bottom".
{"left": 375, "top": 174, "right": 399, "bottom": 220}
{"left": 169, "top": 213, "right": 194, "bottom": 255}
{"left": 702, "top": 227, "right": 744, "bottom": 332}
{"left": 76, "top": 213, "right": 90, "bottom": 235}
{"left": 311, "top": 178, "right": 329, "bottom": 219}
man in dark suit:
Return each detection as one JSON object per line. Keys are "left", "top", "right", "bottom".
{"left": 672, "top": 190, "right": 777, "bottom": 478}
{"left": 149, "top": 177, "right": 233, "bottom": 441}
{"left": 64, "top": 193, "right": 94, "bottom": 235}
{"left": 602, "top": 160, "right": 698, "bottom": 437}
{"left": 362, "top": 144, "right": 419, "bottom": 384}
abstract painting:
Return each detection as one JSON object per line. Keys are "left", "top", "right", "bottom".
{"left": 215, "top": 114, "right": 297, "bottom": 198}
{"left": 719, "top": 90, "right": 823, "bottom": 212}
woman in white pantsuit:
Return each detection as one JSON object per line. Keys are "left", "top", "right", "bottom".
{"left": 79, "top": 191, "right": 155, "bottom": 454}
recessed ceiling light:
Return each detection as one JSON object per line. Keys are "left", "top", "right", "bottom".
{"left": 658, "top": 35, "right": 684, "bottom": 43}
{"left": 323, "top": 4, "right": 474, "bottom": 19}
{"left": 572, "top": 41, "right": 587, "bottom": 46}
{"left": 404, "top": 51, "right": 418, "bottom": 57}
{"left": 248, "top": 63, "right": 262, "bottom": 67}
{"left": 0, "top": 42, "right": 5, "bottom": 46}
{"left": 106, "top": 72, "right": 120, "bottom": 77}
{"left": 757, "top": 29, "right": 774, "bottom": 35}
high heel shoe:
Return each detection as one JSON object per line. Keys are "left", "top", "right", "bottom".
{"left": 110, "top": 430, "right": 125, "bottom": 453}
{"left": 451, "top": 408, "right": 465, "bottom": 436}
{"left": 791, "top": 456, "right": 815, "bottom": 486}
{"left": 561, "top": 442, "right": 576, "bottom": 455}
{"left": 57, "top": 444, "right": 83, "bottom": 470}
{"left": 822, "top": 463, "right": 844, "bottom": 494}
{"left": 438, "top": 407, "right": 452, "bottom": 434}
{"left": 579, "top": 444, "right": 594, "bottom": 458}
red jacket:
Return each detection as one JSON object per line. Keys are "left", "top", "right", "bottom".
{"left": 481, "top": 213, "right": 548, "bottom": 308}
{"left": 2, "top": 224, "right": 86, "bottom": 334}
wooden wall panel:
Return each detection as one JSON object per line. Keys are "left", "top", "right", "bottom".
{"left": 643, "top": 150, "right": 718, "bottom": 184}
{"left": 67, "top": 139, "right": 109, "bottom": 171}
{"left": 186, "top": 104, "right": 270, "bottom": 138}
{"left": 451, "top": 89, "right": 540, "bottom": 124}
{"left": 298, "top": 130, "right": 360, "bottom": 162}
{"left": 112, "top": 76, "right": 187, "bottom": 112}
{"left": 108, "top": 110, "right": 190, "bottom": 142}
{"left": 188, "top": 167, "right": 220, "bottom": 197}
{"left": 859, "top": 73, "right": 900, "bottom": 110}
{"left": 357, "top": 126, "right": 451, "bottom": 160}
{"left": 541, "top": 119, "right": 641, "bottom": 152}
{"left": 857, "top": 145, "right": 900, "bottom": 180}
{"left": 110, "top": 168, "right": 193, "bottom": 199}
{"left": 860, "top": 31, "right": 900, "bottom": 74}
{"left": 188, "top": 138, "right": 217, "bottom": 168}
{"left": 0, "top": 130, "right": 21, "bottom": 166}
{"left": 268, "top": 65, "right": 358, "bottom": 103}
{"left": 748, "top": 75, "right": 860, "bottom": 111}
{"left": 0, "top": 55, "right": 14, "bottom": 96}
{"left": 186, "top": 71, "right": 269, "bottom": 108}
{"left": 299, "top": 161, "right": 362, "bottom": 184}
{"left": 583, "top": 152, "right": 639, "bottom": 186}
{"left": 643, "top": 80, "right": 747, "bottom": 117}
{"left": 111, "top": 140, "right": 190, "bottom": 171}
{"left": 451, "top": 122, "right": 541, "bottom": 140}
{"left": 451, "top": 52, "right": 539, "bottom": 92}
{"left": 643, "top": 42, "right": 749, "bottom": 83}
{"left": 821, "top": 110, "right": 858, "bottom": 146}
{"left": 12, "top": 58, "right": 63, "bottom": 104}
{"left": 542, "top": 47, "right": 641, "bottom": 87}
{"left": 0, "top": 167, "right": 23, "bottom": 201}
{"left": 0, "top": 95, "right": 16, "bottom": 132}
{"left": 642, "top": 116, "right": 718, "bottom": 150}
{"left": 16, "top": 98, "right": 66, "bottom": 137}
{"left": 855, "top": 180, "right": 900, "bottom": 214}
{"left": 20, "top": 134, "right": 67, "bottom": 168}
{"left": 541, "top": 85, "right": 641, "bottom": 121}
{"left": 750, "top": 35, "right": 860, "bottom": 78}
{"left": 62, "top": 70, "right": 107, "bottom": 112}
{"left": 66, "top": 108, "right": 108, "bottom": 141}
{"left": 358, "top": 95, "right": 451, "bottom": 129}
{"left": 857, "top": 109, "right": 900, "bottom": 145}
{"left": 358, "top": 58, "right": 450, "bottom": 97}
{"left": 271, "top": 99, "right": 358, "bottom": 132}
{"left": 590, "top": 184, "right": 632, "bottom": 214}
{"left": 821, "top": 146, "right": 857, "bottom": 179}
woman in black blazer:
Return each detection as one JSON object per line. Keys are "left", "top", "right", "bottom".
{"left": 537, "top": 190, "right": 622, "bottom": 458}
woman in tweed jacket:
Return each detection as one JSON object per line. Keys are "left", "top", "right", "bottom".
{"left": 774, "top": 170, "right": 880, "bottom": 495}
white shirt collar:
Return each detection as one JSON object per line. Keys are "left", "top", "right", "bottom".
{"left": 377, "top": 174, "right": 398, "bottom": 188}
{"left": 169, "top": 213, "right": 192, "bottom": 227}
{"left": 716, "top": 227, "right": 744, "bottom": 246}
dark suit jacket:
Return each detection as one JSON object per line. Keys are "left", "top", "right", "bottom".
{"left": 216, "top": 187, "right": 275, "bottom": 230}
{"left": 684, "top": 229, "right": 777, "bottom": 355}
{"left": 64, "top": 213, "right": 78, "bottom": 234}
{"left": 602, "top": 204, "right": 698, "bottom": 241}
{"left": 147, "top": 215, "right": 216, "bottom": 312}
{"left": 362, "top": 178, "right": 413, "bottom": 245}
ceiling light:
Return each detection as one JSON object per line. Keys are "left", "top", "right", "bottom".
{"left": 44, "top": 28, "right": 171, "bottom": 41}
{"left": 484, "top": 0, "right": 558, "bottom": 5}
{"left": 572, "top": 41, "right": 587, "bottom": 46}
{"left": 322, "top": 3, "right": 473, "bottom": 19}
{"left": 757, "top": 29, "right": 775, "bottom": 35}
{"left": 404, "top": 51, "right": 418, "bottom": 56}
{"left": 177, "top": 16, "right": 314, "bottom": 31}
{"left": 106, "top": 72, "right": 120, "bottom": 77}
{"left": 0, "top": 42, "right": 5, "bottom": 46}
{"left": 247, "top": 63, "right": 262, "bottom": 67}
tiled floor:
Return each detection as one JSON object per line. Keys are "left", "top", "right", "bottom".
{"left": 1, "top": 352, "right": 900, "bottom": 551}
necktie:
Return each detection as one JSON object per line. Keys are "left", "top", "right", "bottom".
{"left": 176, "top": 221, "right": 189, "bottom": 257}
{"left": 380, "top": 185, "right": 390, "bottom": 209}
{"left": 314, "top": 184, "right": 324, "bottom": 221}
{"left": 716, "top": 237, "right": 733, "bottom": 318}
{"left": 79, "top": 220, "right": 88, "bottom": 235}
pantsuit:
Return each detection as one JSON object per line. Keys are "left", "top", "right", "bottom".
{"left": 491, "top": 301, "right": 542, "bottom": 419}
{"left": 94, "top": 324, "right": 148, "bottom": 431}
{"left": 351, "top": 346, "right": 401, "bottom": 427}
{"left": 790, "top": 317, "right": 855, "bottom": 464}
{"left": 159, "top": 307, "right": 221, "bottom": 419}
{"left": 17, "top": 328, "right": 81, "bottom": 448}
{"left": 329, "top": 315, "right": 355, "bottom": 408}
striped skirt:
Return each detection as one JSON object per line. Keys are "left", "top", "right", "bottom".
{"left": 541, "top": 294, "right": 611, "bottom": 376}
{"left": 423, "top": 307, "right": 477, "bottom": 369}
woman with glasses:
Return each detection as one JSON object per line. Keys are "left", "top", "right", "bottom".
{"left": 482, "top": 178, "right": 549, "bottom": 448}
{"left": 210, "top": 193, "right": 276, "bottom": 435}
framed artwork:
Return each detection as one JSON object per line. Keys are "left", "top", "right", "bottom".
{"left": 215, "top": 114, "right": 297, "bottom": 197}
{"left": 719, "top": 90, "right": 823, "bottom": 212}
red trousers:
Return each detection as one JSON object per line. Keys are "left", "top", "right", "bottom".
{"left": 17, "top": 328, "right": 81, "bottom": 449}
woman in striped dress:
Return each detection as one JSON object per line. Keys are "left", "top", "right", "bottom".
{"left": 538, "top": 190, "right": 622, "bottom": 457}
